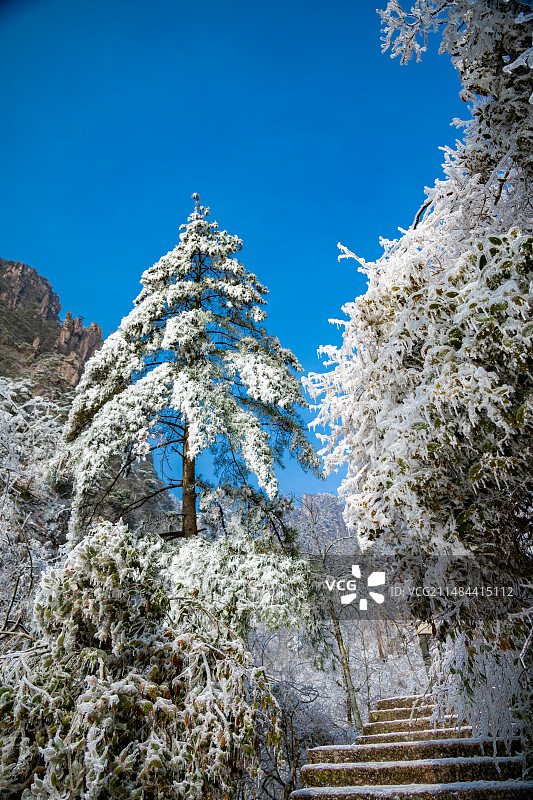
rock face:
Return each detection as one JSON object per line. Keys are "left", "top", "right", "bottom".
{"left": 0, "top": 258, "right": 61, "bottom": 321}
{"left": 0, "top": 256, "right": 177, "bottom": 535}
{"left": 301, "top": 493, "right": 350, "bottom": 539}
{"left": 56, "top": 311, "right": 102, "bottom": 361}
{"left": 0, "top": 257, "right": 103, "bottom": 394}
{"left": 54, "top": 310, "right": 103, "bottom": 387}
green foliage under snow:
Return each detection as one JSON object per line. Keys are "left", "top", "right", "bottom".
{"left": 0, "top": 522, "right": 285, "bottom": 799}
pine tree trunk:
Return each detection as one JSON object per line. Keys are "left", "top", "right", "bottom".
{"left": 182, "top": 424, "right": 197, "bottom": 537}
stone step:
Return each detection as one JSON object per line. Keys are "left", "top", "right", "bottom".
{"left": 290, "top": 781, "right": 533, "bottom": 799}
{"left": 355, "top": 726, "right": 473, "bottom": 746}
{"left": 300, "top": 756, "right": 523, "bottom": 788}
{"left": 308, "top": 738, "right": 522, "bottom": 764}
{"left": 369, "top": 706, "right": 436, "bottom": 723}
{"left": 375, "top": 696, "right": 428, "bottom": 711}
{"left": 290, "top": 693, "right": 530, "bottom": 800}
{"left": 362, "top": 715, "right": 458, "bottom": 737}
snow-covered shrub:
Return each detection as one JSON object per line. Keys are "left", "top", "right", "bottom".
{"left": 0, "top": 522, "right": 279, "bottom": 799}
{"left": 250, "top": 678, "right": 336, "bottom": 800}
{"left": 428, "top": 631, "right": 522, "bottom": 747}
{"left": 166, "top": 528, "right": 316, "bottom": 639}
{"left": 423, "top": 627, "right": 533, "bottom": 774}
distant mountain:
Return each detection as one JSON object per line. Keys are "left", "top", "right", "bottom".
{"left": 287, "top": 492, "right": 358, "bottom": 554}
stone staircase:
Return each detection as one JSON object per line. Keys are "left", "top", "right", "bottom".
{"left": 290, "top": 695, "right": 533, "bottom": 799}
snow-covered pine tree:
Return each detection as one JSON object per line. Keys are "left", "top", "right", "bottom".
{"left": 65, "top": 195, "right": 320, "bottom": 540}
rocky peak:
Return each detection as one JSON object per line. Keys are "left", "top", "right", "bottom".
{"left": 53, "top": 311, "right": 103, "bottom": 386}
{"left": 0, "top": 258, "right": 61, "bottom": 321}
{"left": 0, "top": 258, "right": 103, "bottom": 394}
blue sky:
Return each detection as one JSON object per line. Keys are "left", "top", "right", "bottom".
{"left": 0, "top": 0, "right": 463, "bottom": 496}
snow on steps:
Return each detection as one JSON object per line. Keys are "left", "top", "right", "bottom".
{"left": 309, "top": 738, "right": 523, "bottom": 764}
{"left": 356, "top": 727, "right": 473, "bottom": 746}
{"left": 363, "top": 716, "right": 459, "bottom": 736}
{"left": 375, "top": 697, "right": 430, "bottom": 711}
{"left": 300, "top": 756, "right": 523, "bottom": 787}
{"left": 289, "top": 695, "right": 533, "bottom": 800}
{"left": 369, "top": 706, "right": 436, "bottom": 723}
{"left": 290, "top": 783, "right": 533, "bottom": 799}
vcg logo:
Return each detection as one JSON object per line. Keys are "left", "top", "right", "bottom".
{"left": 325, "top": 564, "right": 386, "bottom": 610}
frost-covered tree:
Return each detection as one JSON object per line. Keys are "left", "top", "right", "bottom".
{"left": 0, "top": 522, "right": 281, "bottom": 799}
{"left": 65, "top": 195, "right": 320, "bottom": 540}
{"left": 306, "top": 0, "right": 533, "bottom": 757}
{"left": 0, "top": 378, "right": 63, "bottom": 651}
{"left": 307, "top": 0, "right": 533, "bottom": 580}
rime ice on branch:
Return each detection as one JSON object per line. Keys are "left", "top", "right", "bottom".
{"left": 307, "top": 0, "right": 533, "bottom": 552}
